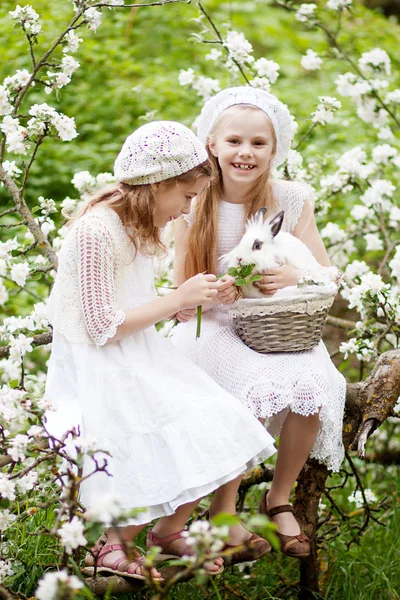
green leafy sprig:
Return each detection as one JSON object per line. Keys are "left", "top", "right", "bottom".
{"left": 196, "top": 264, "right": 262, "bottom": 339}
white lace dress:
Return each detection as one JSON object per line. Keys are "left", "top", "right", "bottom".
{"left": 45, "top": 206, "right": 276, "bottom": 525}
{"left": 171, "top": 181, "right": 346, "bottom": 472}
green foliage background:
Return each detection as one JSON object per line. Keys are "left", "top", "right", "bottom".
{"left": 1, "top": 1, "right": 400, "bottom": 598}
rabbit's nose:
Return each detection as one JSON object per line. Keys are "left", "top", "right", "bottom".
{"left": 237, "top": 257, "right": 242, "bottom": 264}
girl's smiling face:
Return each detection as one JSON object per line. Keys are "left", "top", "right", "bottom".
{"left": 153, "top": 176, "right": 209, "bottom": 228}
{"left": 208, "top": 106, "right": 275, "bottom": 188}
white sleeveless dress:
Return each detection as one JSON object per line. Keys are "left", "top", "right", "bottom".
{"left": 171, "top": 181, "right": 346, "bottom": 472}
{"left": 44, "top": 206, "right": 276, "bottom": 525}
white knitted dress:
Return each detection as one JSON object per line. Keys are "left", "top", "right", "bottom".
{"left": 45, "top": 206, "right": 276, "bottom": 525}
{"left": 171, "top": 181, "right": 346, "bottom": 472}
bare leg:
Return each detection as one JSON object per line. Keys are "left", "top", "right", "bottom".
{"left": 209, "top": 476, "right": 252, "bottom": 545}
{"left": 151, "top": 500, "right": 223, "bottom": 571}
{"left": 268, "top": 411, "right": 320, "bottom": 535}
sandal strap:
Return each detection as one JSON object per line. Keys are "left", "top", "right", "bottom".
{"left": 147, "top": 529, "right": 184, "bottom": 550}
{"left": 97, "top": 544, "right": 125, "bottom": 566}
{"left": 126, "top": 556, "right": 145, "bottom": 575}
{"left": 267, "top": 504, "right": 294, "bottom": 518}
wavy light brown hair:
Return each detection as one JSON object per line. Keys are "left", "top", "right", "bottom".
{"left": 184, "top": 105, "right": 277, "bottom": 279}
{"left": 66, "top": 161, "right": 211, "bottom": 257}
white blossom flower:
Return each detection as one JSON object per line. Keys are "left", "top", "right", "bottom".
{"left": 38, "top": 196, "right": 57, "bottom": 214}
{"left": 350, "top": 204, "right": 373, "bottom": 221}
{"left": 205, "top": 48, "right": 222, "bottom": 61}
{"left": 178, "top": 68, "right": 195, "bottom": 86}
{"left": 86, "top": 493, "right": 123, "bottom": 526}
{"left": 28, "top": 424, "right": 43, "bottom": 438}
{"left": 57, "top": 516, "right": 87, "bottom": 553}
{"left": 335, "top": 72, "right": 358, "bottom": 97}
{"left": 40, "top": 218, "right": 56, "bottom": 237}
{"left": 249, "top": 77, "right": 271, "bottom": 91}
{"left": 61, "top": 55, "right": 80, "bottom": 76}
{"left": 386, "top": 89, "right": 400, "bottom": 103}
{"left": 339, "top": 338, "right": 358, "bottom": 359}
{"left": 0, "top": 509, "right": 17, "bottom": 531}
{"left": 2, "top": 160, "right": 22, "bottom": 179}
{"left": 377, "top": 126, "right": 395, "bottom": 142}
{"left": 254, "top": 58, "right": 280, "bottom": 82}
{"left": 16, "top": 470, "right": 38, "bottom": 492}
{"left": 96, "top": 172, "right": 115, "bottom": 187}
{"left": 0, "top": 474, "right": 16, "bottom": 501}
{"left": 327, "top": 0, "right": 352, "bottom": 9}
{"left": 357, "top": 98, "right": 388, "bottom": 126}
{"left": 60, "top": 196, "right": 77, "bottom": 211}
{"left": 389, "top": 246, "right": 400, "bottom": 280}
{"left": 224, "top": 31, "right": 254, "bottom": 66}
{"left": 0, "top": 283, "right": 8, "bottom": 306}
{"left": 301, "top": 49, "right": 323, "bottom": 71}
{"left": 0, "top": 559, "right": 14, "bottom": 583}
{"left": 84, "top": 7, "right": 102, "bottom": 31}
{"left": 10, "top": 262, "right": 30, "bottom": 286}
{"left": 359, "top": 48, "right": 391, "bottom": 77}
{"left": 365, "top": 233, "right": 383, "bottom": 252}
{"left": 344, "top": 260, "right": 370, "bottom": 281}
{"left": 361, "top": 179, "right": 395, "bottom": 207}
{"left": 372, "top": 144, "right": 398, "bottom": 165}
{"left": 36, "top": 569, "right": 83, "bottom": 600}
{"left": 9, "top": 333, "right": 34, "bottom": 362}
{"left": 72, "top": 170, "right": 96, "bottom": 192}
{"left": 3, "top": 69, "right": 31, "bottom": 92}
{"left": 63, "top": 30, "right": 83, "bottom": 54}
{"left": 312, "top": 97, "right": 341, "bottom": 125}
{"left": 295, "top": 3, "right": 317, "bottom": 22}
{"left": 52, "top": 114, "right": 78, "bottom": 141}
{"left": 193, "top": 76, "right": 221, "bottom": 101}
{"left": 389, "top": 206, "right": 400, "bottom": 226}
{"left": 8, "top": 434, "right": 29, "bottom": 462}
{"left": 0, "top": 116, "right": 29, "bottom": 155}
{"left": 348, "top": 489, "right": 377, "bottom": 507}
{"left": 320, "top": 222, "right": 346, "bottom": 243}
{"left": 9, "top": 5, "right": 41, "bottom": 35}
{"left": 0, "top": 86, "right": 13, "bottom": 116}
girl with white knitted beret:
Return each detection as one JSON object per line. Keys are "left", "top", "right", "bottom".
{"left": 171, "top": 87, "right": 346, "bottom": 559}
{"left": 45, "top": 121, "right": 277, "bottom": 580}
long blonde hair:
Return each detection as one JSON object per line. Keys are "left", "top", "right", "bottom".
{"left": 66, "top": 161, "right": 211, "bottom": 258}
{"left": 185, "top": 105, "right": 277, "bottom": 278}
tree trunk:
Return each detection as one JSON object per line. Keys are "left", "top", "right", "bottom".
{"left": 295, "top": 348, "right": 400, "bottom": 599}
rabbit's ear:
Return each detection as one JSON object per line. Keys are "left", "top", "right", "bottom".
{"left": 268, "top": 210, "right": 284, "bottom": 238}
{"left": 255, "top": 207, "right": 267, "bottom": 223}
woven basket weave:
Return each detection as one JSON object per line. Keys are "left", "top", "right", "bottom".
{"left": 229, "top": 292, "right": 336, "bottom": 353}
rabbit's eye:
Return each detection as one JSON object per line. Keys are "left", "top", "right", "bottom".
{"left": 252, "top": 239, "right": 263, "bottom": 251}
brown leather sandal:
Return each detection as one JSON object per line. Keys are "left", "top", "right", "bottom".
{"left": 222, "top": 532, "right": 272, "bottom": 566}
{"left": 259, "top": 492, "right": 310, "bottom": 559}
{"left": 147, "top": 529, "right": 224, "bottom": 575}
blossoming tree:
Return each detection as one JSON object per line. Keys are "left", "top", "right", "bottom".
{"left": 0, "top": 0, "right": 399, "bottom": 598}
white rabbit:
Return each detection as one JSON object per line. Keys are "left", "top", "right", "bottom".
{"left": 224, "top": 208, "right": 322, "bottom": 299}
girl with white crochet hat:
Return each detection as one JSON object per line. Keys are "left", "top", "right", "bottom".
{"left": 45, "top": 121, "right": 277, "bottom": 580}
{"left": 171, "top": 87, "right": 346, "bottom": 559}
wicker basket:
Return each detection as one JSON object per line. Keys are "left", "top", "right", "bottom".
{"left": 228, "top": 291, "right": 336, "bottom": 353}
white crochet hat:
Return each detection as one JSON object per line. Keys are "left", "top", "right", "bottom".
{"left": 114, "top": 121, "right": 208, "bottom": 185}
{"left": 196, "top": 86, "right": 296, "bottom": 168}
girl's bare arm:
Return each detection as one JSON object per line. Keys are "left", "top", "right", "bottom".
{"left": 292, "top": 200, "right": 331, "bottom": 266}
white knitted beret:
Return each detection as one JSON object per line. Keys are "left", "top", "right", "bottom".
{"left": 114, "top": 121, "right": 208, "bottom": 185}
{"left": 196, "top": 86, "right": 296, "bottom": 168}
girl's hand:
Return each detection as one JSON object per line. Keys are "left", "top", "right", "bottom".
{"left": 216, "top": 275, "right": 237, "bottom": 305}
{"left": 175, "top": 308, "right": 197, "bottom": 323}
{"left": 176, "top": 273, "right": 219, "bottom": 310}
{"left": 254, "top": 264, "right": 300, "bottom": 296}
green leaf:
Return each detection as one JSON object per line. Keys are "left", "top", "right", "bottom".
{"left": 210, "top": 512, "right": 240, "bottom": 527}
{"left": 235, "top": 278, "right": 246, "bottom": 286}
